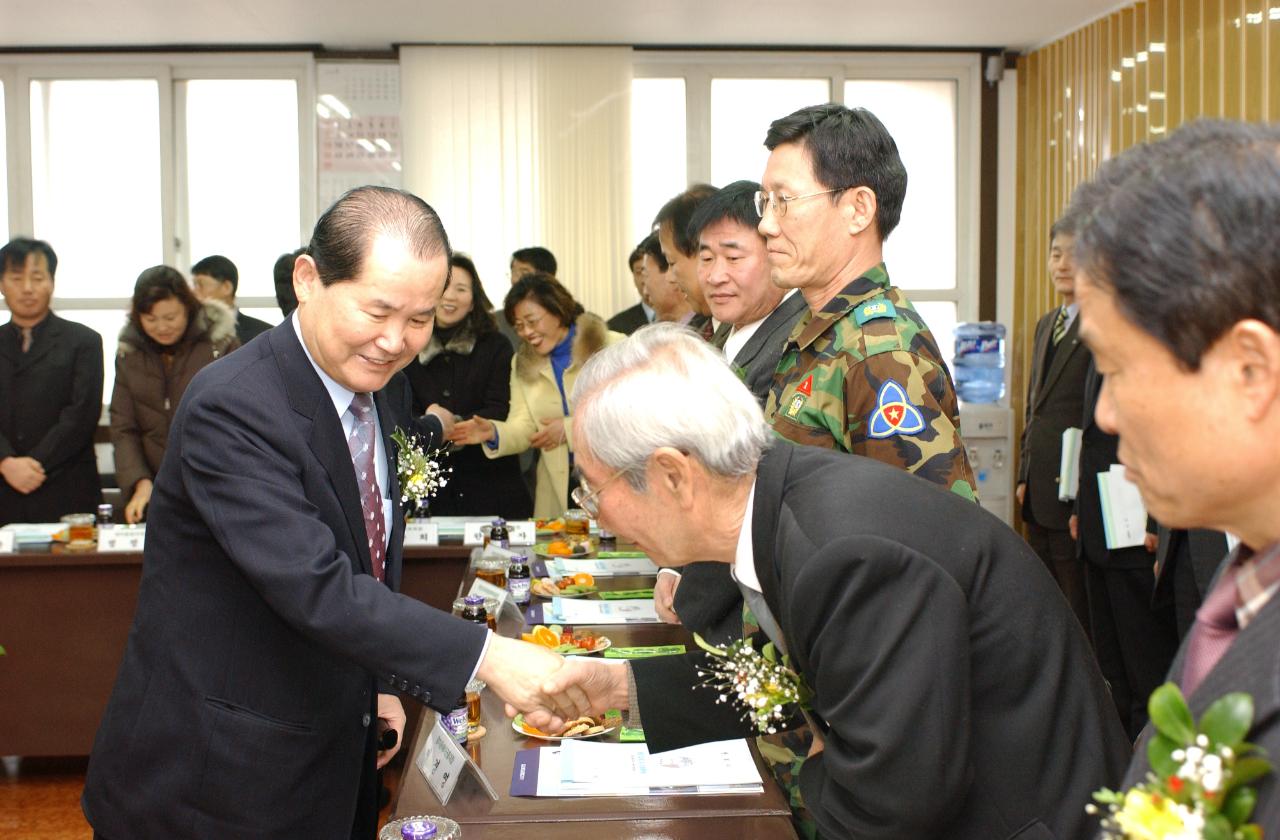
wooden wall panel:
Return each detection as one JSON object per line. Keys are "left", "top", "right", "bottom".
{"left": 1011, "top": 0, "right": 1274, "bottom": 516}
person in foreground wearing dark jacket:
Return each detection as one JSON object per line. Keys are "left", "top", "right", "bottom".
{"left": 531, "top": 324, "right": 1129, "bottom": 840}
{"left": 83, "top": 187, "right": 585, "bottom": 840}
{"left": 0, "top": 237, "right": 103, "bottom": 525}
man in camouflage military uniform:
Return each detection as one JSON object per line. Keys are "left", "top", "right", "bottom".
{"left": 758, "top": 103, "right": 976, "bottom": 500}
{"left": 752, "top": 103, "right": 976, "bottom": 838}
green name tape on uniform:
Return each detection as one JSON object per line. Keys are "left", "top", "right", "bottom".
{"left": 854, "top": 298, "right": 897, "bottom": 326}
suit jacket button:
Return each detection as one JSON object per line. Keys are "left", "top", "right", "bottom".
{"left": 412, "top": 684, "right": 421, "bottom": 696}
{"left": 362, "top": 712, "right": 372, "bottom": 727}
{"left": 421, "top": 691, "right": 431, "bottom": 703}
{"left": 399, "top": 679, "right": 409, "bottom": 691}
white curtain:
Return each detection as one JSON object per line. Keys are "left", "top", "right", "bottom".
{"left": 400, "top": 46, "right": 633, "bottom": 321}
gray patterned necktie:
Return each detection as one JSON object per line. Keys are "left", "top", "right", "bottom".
{"left": 347, "top": 393, "right": 385, "bottom": 581}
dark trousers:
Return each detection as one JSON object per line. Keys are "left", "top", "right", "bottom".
{"left": 1086, "top": 562, "right": 1180, "bottom": 740}
{"left": 1026, "top": 522, "right": 1090, "bottom": 637}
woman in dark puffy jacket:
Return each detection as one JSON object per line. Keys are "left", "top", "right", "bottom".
{"left": 109, "top": 265, "right": 239, "bottom": 523}
{"left": 401, "top": 255, "right": 531, "bottom": 518}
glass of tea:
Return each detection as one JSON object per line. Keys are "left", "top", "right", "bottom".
{"left": 475, "top": 555, "right": 507, "bottom": 590}
{"left": 61, "top": 513, "right": 96, "bottom": 544}
{"left": 564, "top": 508, "right": 590, "bottom": 539}
{"left": 465, "top": 679, "right": 486, "bottom": 733}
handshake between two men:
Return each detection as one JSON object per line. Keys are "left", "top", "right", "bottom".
{"left": 478, "top": 635, "right": 627, "bottom": 733}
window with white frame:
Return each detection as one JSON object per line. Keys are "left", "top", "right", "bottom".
{"left": 632, "top": 53, "right": 981, "bottom": 367}
{"left": 1, "top": 54, "right": 314, "bottom": 399}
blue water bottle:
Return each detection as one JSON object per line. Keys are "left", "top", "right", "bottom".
{"left": 953, "top": 322, "right": 1006, "bottom": 403}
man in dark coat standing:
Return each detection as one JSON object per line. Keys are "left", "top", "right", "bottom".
{"left": 82, "top": 187, "right": 584, "bottom": 840}
{"left": 536, "top": 324, "right": 1129, "bottom": 840}
{"left": 1070, "top": 120, "right": 1280, "bottom": 828}
{"left": 1018, "top": 217, "right": 1093, "bottom": 630}
{"left": 0, "top": 237, "right": 103, "bottom": 526}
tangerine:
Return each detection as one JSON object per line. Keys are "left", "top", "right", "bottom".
{"left": 531, "top": 625, "right": 560, "bottom": 648}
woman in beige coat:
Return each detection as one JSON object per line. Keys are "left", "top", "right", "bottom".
{"left": 110, "top": 265, "right": 239, "bottom": 523}
{"left": 451, "top": 273, "right": 624, "bottom": 518}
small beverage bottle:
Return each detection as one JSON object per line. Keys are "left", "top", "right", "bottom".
{"left": 96, "top": 503, "right": 115, "bottom": 530}
{"left": 507, "top": 552, "right": 531, "bottom": 606}
{"left": 443, "top": 699, "right": 469, "bottom": 745}
{"left": 488, "top": 518, "right": 510, "bottom": 550}
{"left": 460, "top": 594, "right": 488, "bottom": 626}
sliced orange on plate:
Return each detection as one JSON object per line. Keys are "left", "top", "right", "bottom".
{"left": 571, "top": 572, "right": 595, "bottom": 587}
{"left": 530, "top": 625, "right": 560, "bottom": 648}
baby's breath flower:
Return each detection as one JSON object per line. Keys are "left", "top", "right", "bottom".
{"left": 391, "top": 427, "right": 451, "bottom": 510}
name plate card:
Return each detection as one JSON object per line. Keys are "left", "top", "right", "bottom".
{"left": 417, "top": 716, "right": 498, "bottom": 804}
{"left": 462, "top": 521, "right": 535, "bottom": 546}
{"left": 462, "top": 522, "right": 488, "bottom": 546}
{"left": 508, "top": 521, "right": 535, "bottom": 546}
{"left": 98, "top": 525, "right": 146, "bottom": 553}
{"left": 0, "top": 531, "right": 13, "bottom": 553}
{"left": 403, "top": 521, "right": 439, "bottom": 547}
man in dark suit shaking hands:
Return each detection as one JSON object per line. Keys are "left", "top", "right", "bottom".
{"left": 1071, "top": 120, "right": 1280, "bottom": 826}
{"left": 83, "top": 187, "right": 581, "bottom": 839}
{"left": 535, "top": 324, "right": 1128, "bottom": 840}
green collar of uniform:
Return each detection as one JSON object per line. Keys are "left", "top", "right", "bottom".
{"left": 790, "top": 263, "right": 894, "bottom": 350}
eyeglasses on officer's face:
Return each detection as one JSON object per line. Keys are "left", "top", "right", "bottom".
{"left": 752, "top": 187, "right": 849, "bottom": 219}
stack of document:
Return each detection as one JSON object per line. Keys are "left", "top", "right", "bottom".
{"left": 536, "top": 556, "right": 659, "bottom": 578}
{"left": 510, "top": 739, "right": 763, "bottom": 797}
{"left": 1059, "top": 427, "right": 1083, "bottom": 502}
{"left": 526, "top": 598, "right": 660, "bottom": 625}
{"left": 1097, "top": 464, "right": 1148, "bottom": 549}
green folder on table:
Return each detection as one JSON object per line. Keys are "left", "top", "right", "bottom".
{"left": 603, "top": 644, "right": 686, "bottom": 658}
{"left": 598, "top": 589, "right": 655, "bottom": 600}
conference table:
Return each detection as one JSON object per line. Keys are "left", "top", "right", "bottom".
{"left": 0, "top": 535, "right": 799, "bottom": 838}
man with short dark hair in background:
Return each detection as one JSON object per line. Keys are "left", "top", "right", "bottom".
{"left": 654, "top": 185, "right": 716, "bottom": 339}
{"left": 1071, "top": 120, "right": 1280, "bottom": 825}
{"left": 655, "top": 180, "right": 808, "bottom": 642}
{"left": 510, "top": 246, "right": 556, "bottom": 281}
{"left": 1017, "top": 217, "right": 1093, "bottom": 630}
{"left": 191, "top": 254, "right": 274, "bottom": 346}
{"left": 0, "top": 237, "right": 104, "bottom": 526}
{"left": 606, "top": 243, "right": 654, "bottom": 336}
{"left": 639, "top": 233, "right": 691, "bottom": 325}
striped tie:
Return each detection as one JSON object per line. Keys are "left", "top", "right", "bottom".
{"left": 347, "top": 393, "right": 386, "bottom": 581}
{"left": 1051, "top": 307, "right": 1068, "bottom": 345}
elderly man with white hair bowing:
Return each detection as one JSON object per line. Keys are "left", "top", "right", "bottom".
{"left": 534, "top": 322, "right": 1129, "bottom": 840}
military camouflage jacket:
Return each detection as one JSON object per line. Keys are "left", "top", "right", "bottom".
{"left": 764, "top": 263, "right": 977, "bottom": 499}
